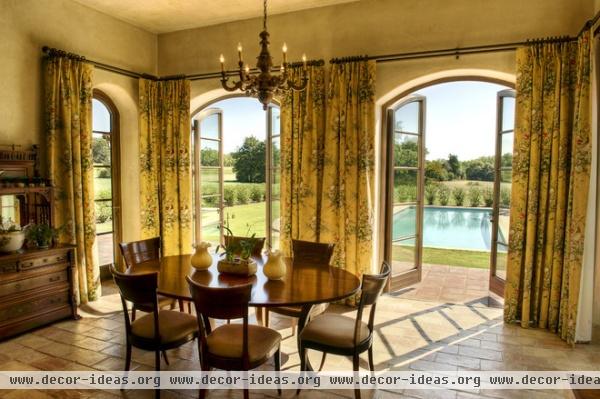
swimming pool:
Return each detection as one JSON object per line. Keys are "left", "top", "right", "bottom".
{"left": 393, "top": 206, "right": 497, "bottom": 251}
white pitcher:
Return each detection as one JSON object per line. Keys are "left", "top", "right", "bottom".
{"left": 191, "top": 241, "right": 213, "bottom": 270}
{"left": 263, "top": 249, "right": 286, "bottom": 280}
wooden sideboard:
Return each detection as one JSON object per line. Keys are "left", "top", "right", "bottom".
{"left": 0, "top": 245, "right": 78, "bottom": 340}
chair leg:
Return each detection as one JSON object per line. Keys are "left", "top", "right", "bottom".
{"left": 353, "top": 353, "right": 361, "bottom": 399}
{"left": 124, "top": 343, "right": 132, "bottom": 371}
{"left": 274, "top": 347, "right": 281, "bottom": 395}
{"left": 178, "top": 299, "right": 184, "bottom": 312}
{"left": 188, "top": 301, "right": 192, "bottom": 313}
{"left": 265, "top": 309, "right": 269, "bottom": 327}
{"left": 243, "top": 389, "right": 249, "bottom": 399}
{"left": 297, "top": 344, "right": 307, "bottom": 395}
{"left": 291, "top": 318, "right": 297, "bottom": 336}
{"left": 318, "top": 353, "right": 327, "bottom": 371}
{"left": 368, "top": 346, "right": 374, "bottom": 372}
{"left": 162, "top": 350, "right": 170, "bottom": 365}
{"left": 131, "top": 307, "right": 137, "bottom": 322}
{"left": 155, "top": 350, "right": 161, "bottom": 372}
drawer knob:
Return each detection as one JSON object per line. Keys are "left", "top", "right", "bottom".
{"left": 43, "top": 258, "right": 48, "bottom": 263}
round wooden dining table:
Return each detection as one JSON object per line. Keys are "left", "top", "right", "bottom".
{"left": 127, "top": 253, "right": 361, "bottom": 351}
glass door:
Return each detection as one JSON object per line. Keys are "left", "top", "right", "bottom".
{"left": 192, "top": 109, "right": 224, "bottom": 247}
{"left": 385, "top": 96, "right": 426, "bottom": 291}
{"left": 266, "top": 105, "right": 281, "bottom": 249}
{"left": 489, "top": 89, "right": 515, "bottom": 296}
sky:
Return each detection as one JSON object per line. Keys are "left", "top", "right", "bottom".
{"left": 193, "top": 81, "right": 514, "bottom": 161}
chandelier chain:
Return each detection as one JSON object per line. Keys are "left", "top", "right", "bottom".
{"left": 263, "top": 0, "right": 267, "bottom": 31}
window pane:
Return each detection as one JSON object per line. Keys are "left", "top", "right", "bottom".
{"left": 392, "top": 205, "right": 417, "bottom": 239}
{"left": 201, "top": 208, "right": 220, "bottom": 246}
{"left": 271, "top": 169, "right": 281, "bottom": 200}
{"left": 501, "top": 96, "right": 515, "bottom": 131}
{"left": 500, "top": 132, "right": 513, "bottom": 168}
{"left": 92, "top": 99, "right": 111, "bottom": 132}
{"left": 392, "top": 238, "right": 416, "bottom": 273}
{"left": 272, "top": 137, "right": 281, "bottom": 169}
{"left": 95, "top": 200, "right": 113, "bottom": 234}
{"left": 394, "top": 101, "right": 419, "bottom": 133}
{"left": 201, "top": 195, "right": 220, "bottom": 208}
{"left": 271, "top": 199, "right": 280, "bottom": 249}
{"left": 200, "top": 113, "right": 220, "bottom": 140}
{"left": 394, "top": 169, "right": 417, "bottom": 203}
{"left": 271, "top": 107, "right": 280, "bottom": 136}
{"left": 394, "top": 133, "right": 418, "bottom": 167}
{"left": 92, "top": 133, "right": 111, "bottom": 165}
{"left": 223, "top": 204, "right": 266, "bottom": 238}
{"left": 94, "top": 167, "right": 112, "bottom": 200}
{"left": 495, "top": 240, "right": 508, "bottom": 280}
{"left": 500, "top": 169, "right": 512, "bottom": 184}
{"left": 200, "top": 140, "right": 219, "bottom": 167}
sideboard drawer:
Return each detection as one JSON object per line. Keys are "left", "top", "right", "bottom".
{"left": 0, "top": 289, "right": 69, "bottom": 323}
{"left": 0, "top": 261, "right": 18, "bottom": 274}
{"left": 0, "top": 269, "right": 68, "bottom": 298}
{"left": 19, "top": 253, "right": 69, "bottom": 271}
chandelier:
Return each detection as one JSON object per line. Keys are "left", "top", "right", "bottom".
{"left": 219, "top": 0, "right": 308, "bottom": 110}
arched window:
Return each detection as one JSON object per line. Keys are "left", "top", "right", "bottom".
{"left": 191, "top": 97, "right": 280, "bottom": 249}
{"left": 92, "top": 91, "right": 121, "bottom": 268}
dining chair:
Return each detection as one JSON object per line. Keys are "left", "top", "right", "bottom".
{"left": 111, "top": 266, "right": 198, "bottom": 372}
{"left": 297, "top": 262, "right": 390, "bottom": 399}
{"left": 224, "top": 235, "right": 266, "bottom": 256}
{"left": 186, "top": 277, "right": 282, "bottom": 399}
{"left": 119, "top": 237, "right": 183, "bottom": 322}
{"left": 264, "top": 239, "right": 335, "bottom": 335}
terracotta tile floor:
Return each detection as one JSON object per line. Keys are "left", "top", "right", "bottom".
{"left": 391, "top": 264, "right": 503, "bottom": 307}
{"left": 0, "top": 280, "right": 596, "bottom": 399}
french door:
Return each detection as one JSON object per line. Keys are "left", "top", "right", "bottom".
{"left": 384, "top": 96, "right": 426, "bottom": 291}
{"left": 489, "top": 89, "right": 515, "bottom": 297}
{"left": 266, "top": 105, "right": 281, "bottom": 249}
{"left": 192, "top": 109, "right": 224, "bottom": 247}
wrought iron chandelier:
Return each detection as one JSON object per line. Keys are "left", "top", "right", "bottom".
{"left": 219, "top": 0, "right": 308, "bottom": 110}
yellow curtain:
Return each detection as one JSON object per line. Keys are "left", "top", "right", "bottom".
{"left": 45, "top": 56, "right": 100, "bottom": 303}
{"left": 280, "top": 63, "right": 326, "bottom": 256}
{"left": 504, "top": 31, "right": 591, "bottom": 344}
{"left": 320, "top": 60, "right": 376, "bottom": 299}
{"left": 139, "top": 79, "right": 193, "bottom": 257}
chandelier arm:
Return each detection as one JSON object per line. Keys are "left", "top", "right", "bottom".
{"left": 220, "top": 77, "right": 243, "bottom": 92}
{"left": 286, "top": 77, "right": 309, "bottom": 91}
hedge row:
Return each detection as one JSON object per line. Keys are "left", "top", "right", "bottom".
{"left": 395, "top": 183, "right": 511, "bottom": 207}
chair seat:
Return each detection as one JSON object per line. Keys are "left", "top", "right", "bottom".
{"left": 131, "top": 310, "right": 198, "bottom": 344}
{"left": 206, "top": 324, "right": 281, "bottom": 363}
{"left": 300, "top": 313, "right": 370, "bottom": 348}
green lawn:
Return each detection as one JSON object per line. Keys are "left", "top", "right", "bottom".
{"left": 201, "top": 201, "right": 270, "bottom": 244}
{"left": 393, "top": 244, "right": 506, "bottom": 269}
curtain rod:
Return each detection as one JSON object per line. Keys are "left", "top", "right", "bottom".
{"left": 42, "top": 33, "right": 582, "bottom": 81}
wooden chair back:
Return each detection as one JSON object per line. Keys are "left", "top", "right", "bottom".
{"left": 111, "top": 266, "right": 160, "bottom": 339}
{"left": 292, "top": 239, "right": 335, "bottom": 266}
{"left": 353, "top": 262, "right": 390, "bottom": 345}
{"left": 119, "top": 237, "right": 161, "bottom": 268}
{"left": 224, "top": 235, "right": 265, "bottom": 256}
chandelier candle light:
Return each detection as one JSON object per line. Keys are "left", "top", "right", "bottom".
{"left": 219, "top": 0, "right": 308, "bottom": 110}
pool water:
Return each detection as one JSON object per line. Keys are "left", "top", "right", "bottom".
{"left": 393, "top": 206, "right": 497, "bottom": 251}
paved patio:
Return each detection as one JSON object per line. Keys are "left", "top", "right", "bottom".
{"left": 391, "top": 264, "right": 502, "bottom": 307}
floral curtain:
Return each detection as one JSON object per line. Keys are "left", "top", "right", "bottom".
{"left": 320, "top": 60, "right": 376, "bottom": 301}
{"left": 45, "top": 56, "right": 100, "bottom": 303}
{"left": 504, "top": 31, "right": 591, "bottom": 344}
{"left": 139, "top": 79, "right": 193, "bottom": 257}
{"left": 280, "top": 63, "right": 326, "bottom": 256}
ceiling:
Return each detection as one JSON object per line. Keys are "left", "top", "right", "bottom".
{"left": 74, "top": 0, "right": 360, "bottom": 34}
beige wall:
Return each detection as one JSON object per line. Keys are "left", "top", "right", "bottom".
{"left": 0, "top": 0, "right": 157, "bottom": 240}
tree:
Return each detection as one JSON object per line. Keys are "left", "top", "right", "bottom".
{"left": 425, "top": 160, "right": 450, "bottom": 181}
{"left": 464, "top": 156, "right": 494, "bottom": 181}
{"left": 200, "top": 148, "right": 219, "bottom": 167}
{"left": 447, "top": 154, "right": 463, "bottom": 179}
{"left": 92, "top": 137, "right": 110, "bottom": 164}
{"left": 232, "top": 136, "right": 266, "bottom": 183}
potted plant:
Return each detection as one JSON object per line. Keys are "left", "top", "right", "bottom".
{"left": 25, "top": 223, "right": 56, "bottom": 249}
{"left": 215, "top": 224, "right": 258, "bottom": 276}
{"left": 0, "top": 218, "right": 25, "bottom": 253}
